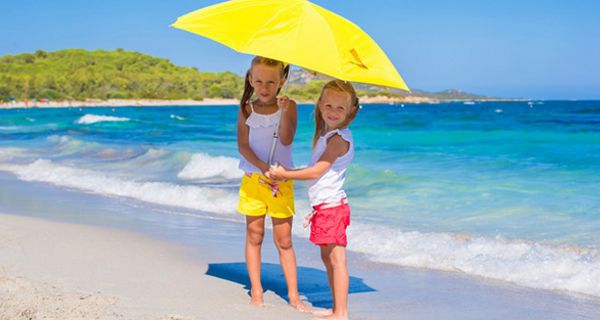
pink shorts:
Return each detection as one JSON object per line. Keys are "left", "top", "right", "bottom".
{"left": 309, "top": 198, "right": 350, "bottom": 246}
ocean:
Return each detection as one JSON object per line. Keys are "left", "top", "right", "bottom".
{"left": 1, "top": 101, "right": 599, "bottom": 298}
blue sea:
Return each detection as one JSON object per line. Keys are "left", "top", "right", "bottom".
{"left": 1, "top": 101, "right": 599, "bottom": 298}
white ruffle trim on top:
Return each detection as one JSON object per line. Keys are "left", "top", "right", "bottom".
{"left": 245, "top": 109, "right": 281, "bottom": 128}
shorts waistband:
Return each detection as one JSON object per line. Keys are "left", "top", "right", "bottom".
{"left": 303, "top": 198, "right": 348, "bottom": 229}
{"left": 313, "top": 198, "right": 348, "bottom": 210}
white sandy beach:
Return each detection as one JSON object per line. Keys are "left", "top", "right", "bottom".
{"left": 0, "top": 98, "right": 241, "bottom": 109}
{"left": 0, "top": 213, "right": 309, "bottom": 320}
{"left": 0, "top": 95, "right": 439, "bottom": 109}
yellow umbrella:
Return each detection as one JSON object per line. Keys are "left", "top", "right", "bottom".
{"left": 171, "top": 0, "right": 409, "bottom": 91}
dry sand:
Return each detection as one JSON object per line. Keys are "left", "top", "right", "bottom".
{"left": 0, "top": 213, "right": 310, "bottom": 320}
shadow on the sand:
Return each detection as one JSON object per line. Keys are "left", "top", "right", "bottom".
{"left": 206, "top": 262, "right": 376, "bottom": 308}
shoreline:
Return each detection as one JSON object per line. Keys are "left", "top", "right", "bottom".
{"left": 0, "top": 98, "right": 240, "bottom": 109}
{"left": 1, "top": 171, "right": 600, "bottom": 319}
{"left": 0, "top": 96, "right": 526, "bottom": 109}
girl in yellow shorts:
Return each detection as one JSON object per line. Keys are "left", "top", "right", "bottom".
{"left": 236, "top": 56, "right": 310, "bottom": 312}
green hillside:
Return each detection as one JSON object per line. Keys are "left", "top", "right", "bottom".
{"left": 0, "top": 49, "right": 497, "bottom": 103}
{"left": 0, "top": 49, "right": 243, "bottom": 101}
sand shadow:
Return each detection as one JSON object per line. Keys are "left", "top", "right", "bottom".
{"left": 206, "top": 262, "right": 376, "bottom": 308}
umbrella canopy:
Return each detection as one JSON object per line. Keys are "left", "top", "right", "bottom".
{"left": 171, "top": 0, "right": 409, "bottom": 91}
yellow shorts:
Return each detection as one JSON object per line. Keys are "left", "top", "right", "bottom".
{"left": 237, "top": 173, "right": 295, "bottom": 219}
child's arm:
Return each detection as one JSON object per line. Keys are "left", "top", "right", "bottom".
{"left": 277, "top": 96, "right": 297, "bottom": 146}
{"left": 270, "top": 134, "right": 349, "bottom": 180}
{"left": 237, "top": 107, "right": 270, "bottom": 174}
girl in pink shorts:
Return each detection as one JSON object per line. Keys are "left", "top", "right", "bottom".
{"left": 270, "top": 79, "right": 359, "bottom": 320}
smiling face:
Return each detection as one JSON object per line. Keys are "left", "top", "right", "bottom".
{"left": 249, "top": 64, "right": 285, "bottom": 104}
{"left": 318, "top": 89, "right": 353, "bottom": 130}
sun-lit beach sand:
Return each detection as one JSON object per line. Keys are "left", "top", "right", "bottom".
{"left": 0, "top": 99, "right": 240, "bottom": 109}
{"left": 0, "top": 95, "right": 439, "bottom": 109}
{"left": 0, "top": 213, "right": 309, "bottom": 320}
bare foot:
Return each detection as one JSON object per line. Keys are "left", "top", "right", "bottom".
{"left": 289, "top": 299, "right": 312, "bottom": 313}
{"left": 250, "top": 289, "right": 264, "bottom": 307}
{"left": 312, "top": 314, "right": 347, "bottom": 320}
{"left": 312, "top": 308, "right": 333, "bottom": 316}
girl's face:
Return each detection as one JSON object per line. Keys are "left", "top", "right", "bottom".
{"left": 249, "top": 64, "right": 284, "bottom": 103}
{"left": 318, "top": 89, "right": 353, "bottom": 130}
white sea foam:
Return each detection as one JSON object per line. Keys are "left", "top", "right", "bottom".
{"left": 177, "top": 153, "right": 243, "bottom": 180}
{"left": 0, "top": 148, "right": 25, "bottom": 161}
{"left": 348, "top": 223, "right": 600, "bottom": 297}
{"left": 2, "top": 156, "right": 599, "bottom": 298}
{"left": 0, "top": 159, "right": 238, "bottom": 214}
{"left": 76, "top": 114, "right": 130, "bottom": 124}
{"left": 170, "top": 114, "right": 186, "bottom": 121}
{"left": 47, "top": 135, "right": 72, "bottom": 144}
{"left": 0, "top": 126, "right": 21, "bottom": 131}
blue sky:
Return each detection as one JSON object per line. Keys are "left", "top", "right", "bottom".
{"left": 1, "top": 0, "right": 599, "bottom": 99}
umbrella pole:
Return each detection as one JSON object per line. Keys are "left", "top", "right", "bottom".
{"left": 267, "top": 65, "right": 292, "bottom": 166}
{"left": 267, "top": 122, "right": 279, "bottom": 166}
{"left": 282, "top": 65, "right": 290, "bottom": 96}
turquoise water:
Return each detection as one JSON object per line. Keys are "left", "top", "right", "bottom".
{"left": 1, "top": 101, "right": 599, "bottom": 297}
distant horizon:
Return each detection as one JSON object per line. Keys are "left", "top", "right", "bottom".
{"left": 2, "top": 1, "right": 599, "bottom": 100}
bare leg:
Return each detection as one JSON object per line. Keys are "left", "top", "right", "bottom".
{"left": 313, "top": 244, "right": 348, "bottom": 320}
{"left": 246, "top": 215, "right": 266, "bottom": 306}
{"left": 272, "top": 216, "right": 311, "bottom": 312}
{"left": 312, "top": 245, "right": 335, "bottom": 316}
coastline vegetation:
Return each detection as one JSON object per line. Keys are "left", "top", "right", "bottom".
{"left": 0, "top": 49, "right": 490, "bottom": 103}
{"left": 0, "top": 49, "right": 243, "bottom": 102}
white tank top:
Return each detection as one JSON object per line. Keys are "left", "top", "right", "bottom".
{"left": 307, "top": 128, "right": 354, "bottom": 206}
{"left": 238, "top": 103, "right": 294, "bottom": 174}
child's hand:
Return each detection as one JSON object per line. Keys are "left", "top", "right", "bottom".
{"left": 268, "top": 164, "right": 287, "bottom": 182}
{"left": 276, "top": 96, "right": 292, "bottom": 113}
{"left": 260, "top": 163, "right": 276, "bottom": 181}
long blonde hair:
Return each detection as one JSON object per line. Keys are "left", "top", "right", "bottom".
{"left": 239, "top": 56, "right": 290, "bottom": 119}
{"left": 313, "top": 80, "right": 359, "bottom": 147}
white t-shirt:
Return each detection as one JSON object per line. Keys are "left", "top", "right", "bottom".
{"left": 238, "top": 104, "right": 294, "bottom": 174}
{"left": 307, "top": 128, "right": 354, "bottom": 206}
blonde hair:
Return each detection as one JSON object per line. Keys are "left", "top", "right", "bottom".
{"left": 313, "top": 80, "right": 359, "bottom": 147}
{"left": 239, "top": 56, "right": 289, "bottom": 118}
